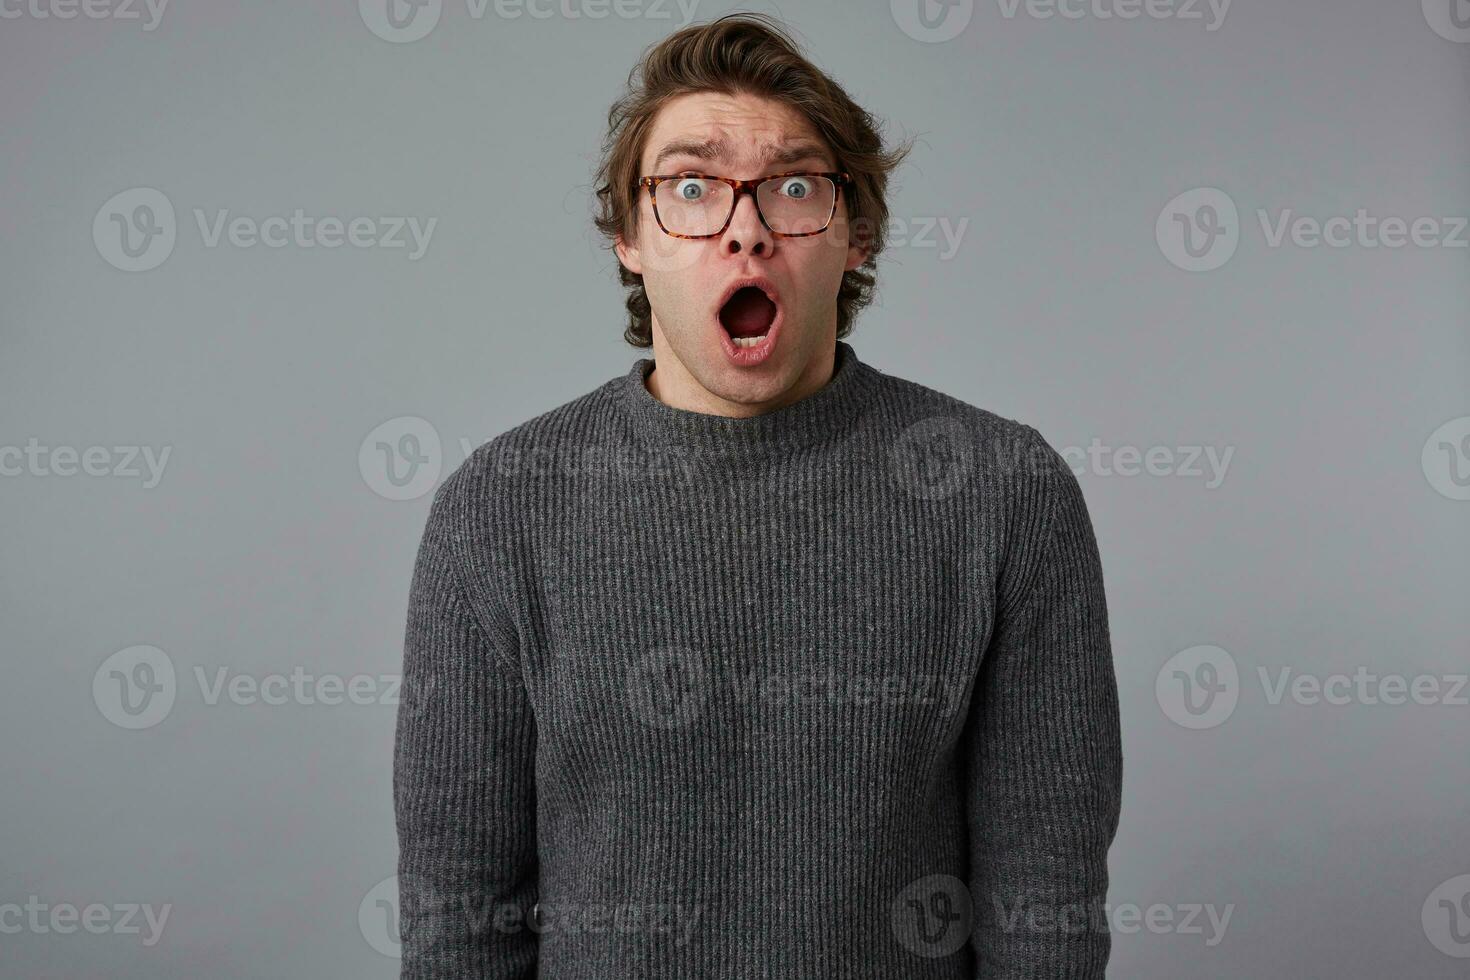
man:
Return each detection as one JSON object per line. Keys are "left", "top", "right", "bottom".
{"left": 394, "top": 13, "right": 1122, "bottom": 978}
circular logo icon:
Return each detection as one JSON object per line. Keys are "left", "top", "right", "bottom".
{"left": 890, "top": 874, "right": 973, "bottom": 958}
{"left": 360, "top": 873, "right": 449, "bottom": 959}
{"left": 1156, "top": 187, "right": 1239, "bottom": 272}
{"left": 626, "top": 646, "right": 712, "bottom": 729}
{"left": 889, "top": 416, "right": 975, "bottom": 500}
{"left": 1423, "top": 874, "right": 1470, "bottom": 957}
{"left": 93, "top": 187, "right": 176, "bottom": 272}
{"left": 1422, "top": 416, "right": 1470, "bottom": 501}
{"left": 891, "top": 0, "right": 975, "bottom": 43}
{"left": 359, "top": 416, "right": 442, "bottom": 501}
{"left": 360, "top": 0, "right": 442, "bottom": 43}
{"left": 1156, "top": 644, "right": 1238, "bottom": 729}
{"left": 634, "top": 215, "right": 706, "bottom": 275}
{"left": 93, "top": 645, "right": 177, "bottom": 729}
{"left": 1424, "top": 0, "right": 1470, "bottom": 43}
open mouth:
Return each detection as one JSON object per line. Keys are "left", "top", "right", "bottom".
{"left": 718, "top": 285, "right": 778, "bottom": 348}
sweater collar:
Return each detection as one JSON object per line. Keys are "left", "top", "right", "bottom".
{"left": 616, "top": 341, "right": 875, "bottom": 462}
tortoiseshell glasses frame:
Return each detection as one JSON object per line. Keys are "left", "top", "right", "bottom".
{"left": 636, "top": 171, "right": 854, "bottom": 240}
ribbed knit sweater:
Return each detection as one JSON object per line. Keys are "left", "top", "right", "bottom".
{"left": 393, "top": 340, "right": 1123, "bottom": 979}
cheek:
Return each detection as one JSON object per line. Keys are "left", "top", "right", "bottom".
{"left": 641, "top": 264, "right": 707, "bottom": 325}
{"left": 634, "top": 217, "right": 706, "bottom": 280}
{"left": 640, "top": 267, "right": 675, "bottom": 312}
{"left": 787, "top": 236, "right": 851, "bottom": 301}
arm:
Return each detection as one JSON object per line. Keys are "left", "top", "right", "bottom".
{"left": 394, "top": 473, "right": 539, "bottom": 978}
{"left": 963, "top": 428, "right": 1123, "bottom": 977}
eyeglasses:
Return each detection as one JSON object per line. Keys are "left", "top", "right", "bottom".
{"left": 637, "top": 171, "right": 853, "bottom": 239}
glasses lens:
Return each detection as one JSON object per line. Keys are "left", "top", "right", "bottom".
{"left": 654, "top": 177, "right": 734, "bottom": 237}
{"left": 757, "top": 175, "right": 836, "bottom": 235}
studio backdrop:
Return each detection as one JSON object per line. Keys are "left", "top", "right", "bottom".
{"left": 2, "top": 0, "right": 1467, "bottom": 977}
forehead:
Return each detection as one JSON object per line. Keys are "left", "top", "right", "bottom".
{"left": 642, "top": 91, "right": 835, "bottom": 172}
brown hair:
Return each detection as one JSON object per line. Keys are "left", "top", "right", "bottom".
{"left": 593, "top": 12, "right": 914, "bottom": 348}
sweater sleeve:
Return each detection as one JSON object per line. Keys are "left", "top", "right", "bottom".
{"left": 393, "top": 473, "right": 539, "bottom": 979}
{"left": 962, "top": 428, "right": 1124, "bottom": 977}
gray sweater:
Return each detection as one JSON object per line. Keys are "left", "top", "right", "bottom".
{"left": 393, "top": 340, "right": 1123, "bottom": 978}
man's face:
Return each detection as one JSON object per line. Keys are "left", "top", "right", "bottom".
{"left": 615, "top": 91, "right": 868, "bottom": 411}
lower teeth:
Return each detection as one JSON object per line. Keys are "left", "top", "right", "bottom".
{"left": 732, "top": 334, "right": 767, "bottom": 349}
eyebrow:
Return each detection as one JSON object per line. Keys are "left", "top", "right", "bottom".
{"left": 650, "top": 137, "right": 834, "bottom": 173}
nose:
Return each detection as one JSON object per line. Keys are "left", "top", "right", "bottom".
{"left": 721, "top": 186, "right": 774, "bottom": 257}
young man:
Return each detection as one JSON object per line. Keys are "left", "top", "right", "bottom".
{"left": 394, "top": 13, "right": 1122, "bottom": 979}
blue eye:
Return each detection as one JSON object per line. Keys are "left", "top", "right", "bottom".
{"left": 673, "top": 178, "right": 708, "bottom": 201}
{"left": 778, "top": 177, "right": 814, "bottom": 199}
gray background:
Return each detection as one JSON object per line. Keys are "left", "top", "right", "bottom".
{"left": 3, "top": 0, "right": 1468, "bottom": 976}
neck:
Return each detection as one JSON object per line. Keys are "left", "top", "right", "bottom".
{"left": 616, "top": 339, "right": 874, "bottom": 464}
{"left": 647, "top": 326, "right": 837, "bottom": 419}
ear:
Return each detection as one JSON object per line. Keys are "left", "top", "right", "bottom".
{"left": 842, "top": 204, "right": 872, "bottom": 271}
{"left": 615, "top": 231, "right": 644, "bottom": 277}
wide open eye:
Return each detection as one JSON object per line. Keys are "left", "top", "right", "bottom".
{"left": 773, "top": 176, "right": 816, "bottom": 200}
{"left": 671, "top": 177, "right": 712, "bottom": 202}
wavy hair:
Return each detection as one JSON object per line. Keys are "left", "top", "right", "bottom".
{"left": 593, "top": 12, "right": 914, "bottom": 347}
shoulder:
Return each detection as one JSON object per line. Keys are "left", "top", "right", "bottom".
{"left": 863, "top": 362, "right": 1098, "bottom": 610}
{"left": 416, "top": 375, "right": 626, "bottom": 628}
{"left": 432, "top": 374, "right": 626, "bottom": 512}
{"left": 860, "top": 361, "right": 1076, "bottom": 504}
